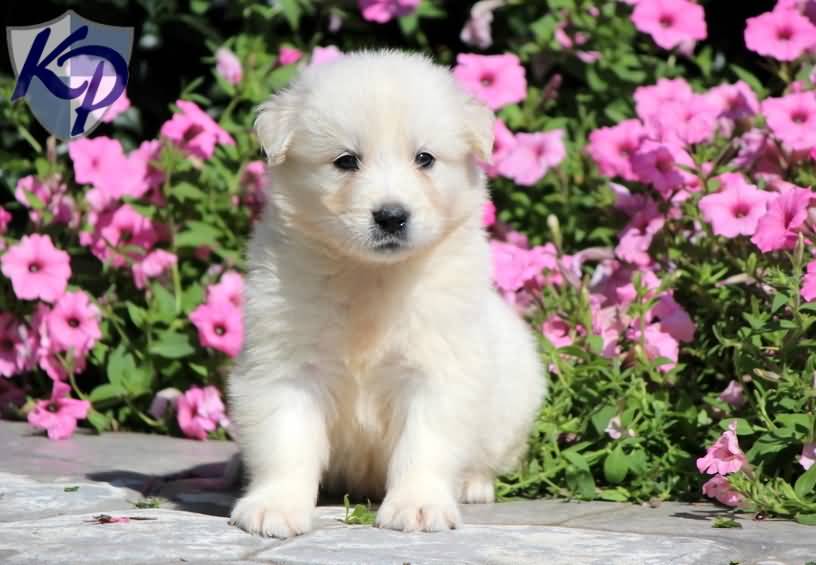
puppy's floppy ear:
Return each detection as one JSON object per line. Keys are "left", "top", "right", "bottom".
{"left": 463, "top": 97, "right": 495, "bottom": 161}
{"left": 255, "top": 90, "right": 297, "bottom": 166}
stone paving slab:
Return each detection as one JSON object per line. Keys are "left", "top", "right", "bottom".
{"left": 1, "top": 421, "right": 814, "bottom": 565}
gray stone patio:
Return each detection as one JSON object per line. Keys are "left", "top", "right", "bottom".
{"left": 0, "top": 421, "right": 813, "bottom": 565}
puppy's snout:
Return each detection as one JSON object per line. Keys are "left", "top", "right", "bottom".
{"left": 372, "top": 204, "right": 410, "bottom": 235}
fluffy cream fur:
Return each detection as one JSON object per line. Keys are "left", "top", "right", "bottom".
{"left": 228, "top": 49, "right": 545, "bottom": 538}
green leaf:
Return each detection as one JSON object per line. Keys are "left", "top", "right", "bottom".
{"left": 63, "top": 486, "right": 80, "bottom": 492}
{"left": 596, "top": 487, "right": 630, "bottom": 502}
{"left": 151, "top": 283, "right": 178, "bottom": 323}
{"left": 266, "top": 64, "right": 298, "bottom": 91}
{"left": 190, "top": 0, "right": 209, "bottom": 14}
{"left": 279, "top": 0, "right": 301, "bottom": 29}
{"left": 126, "top": 302, "right": 147, "bottom": 329}
{"left": 795, "top": 465, "right": 816, "bottom": 499}
{"left": 730, "top": 65, "right": 767, "bottom": 98}
{"left": 22, "top": 190, "right": 45, "bottom": 210}
{"left": 171, "top": 182, "right": 206, "bottom": 201}
{"left": 182, "top": 283, "right": 204, "bottom": 314}
{"left": 341, "top": 494, "right": 377, "bottom": 525}
{"left": 771, "top": 292, "right": 789, "bottom": 314}
{"left": 89, "top": 383, "right": 126, "bottom": 404}
{"left": 149, "top": 331, "right": 195, "bottom": 359}
{"left": 603, "top": 446, "right": 629, "bottom": 485}
{"left": 189, "top": 362, "right": 209, "bottom": 377}
{"left": 562, "top": 450, "right": 591, "bottom": 472}
{"left": 587, "top": 335, "right": 604, "bottom": 356}
{"left": 106, "top": 345, "right": 134, "bottom": 388}
{"left": 711, "top": 517, "right": 742, "bottom": 529}
{"left": 566, "top": 467, "right": 596, "bottom": 498}
{"left": 86, "top": 409, "right": 113, "bottom": 433}
{"left": 795, "top": 513, "right": 816, "bottom": 525}
{"left": 399, "top": 14, "right": 419, "bottom": 35}
{"left": 591, "top": 405, "right": 617, "bottom": 436}
{"left": 174, "top": 222, "right": 220, "bottom": 248}
{"left": 719, "top": 418, "right": 754, "bottom": 435}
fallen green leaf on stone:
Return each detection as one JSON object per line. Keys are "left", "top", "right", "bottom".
{"left": 341, "top": 494, "right": 376, "bottom": 525}
{"left": 63, "top": 486, "right": 79, "bottom": 492}
{"left": 712, "top": 517, "right": 742, "bottom": 529}
{"left": 129, "top": 497, "right": 162, "bottom": 509}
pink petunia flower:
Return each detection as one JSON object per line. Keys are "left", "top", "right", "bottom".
{"left": 541, "top": 315, "right": 574, "bottom": 348}
{"left": 800, "top": 442, "right": 816, "bottom": 470}
{"left": 176, "top": 385, "right": 229, "bottom": 440}
{"left": 615, "top": 227, "right": 656, "bottom": 266}
{"left": 631, "top": 0, "right": 707, "bottom": 50}
{"left": 358, "top": 0, "right": 420, "bottom": 23}
{"left": 719, "top": 380, "right": 746, "bottom": 409}
{"left": 0, "top": 313, "right": 24, "bottom": 377}
{"left": 645, "top": 94, "right": 720, "bottom": 145}
{"left": 802, "top": 260, "right": 816, "bottom": 301}
{"left": 482, "top": 118, "right": 517, "bottom": 177}
{"left": 635, "top": 78, "right": 694, "bottom": 122}
{"left": 207, "top": 271, "right": 244, "bottom": 308}
{"left": 651, "top": 293, "right": 695, "bottom": 343}
{"left": 482, "top": 201, "right": 497, "bottom": 228}
{"left": 189, "top": 299, "right": 243, "bottom": 357}
{"left": 762, "top": 92, "right": 816, "bottom": 151}
{"left": 586, "top": 119, "right": 646, "bottom": 181}
{"left": 240, "top": 160, "right": 267, "bottom": 220}
{"left": 631, "top": 323, "right": 679, "bottom": 372}
{"left": 27, "top": 381, "right": 91, "bottom": 440}
{"left": 698, "top": 173, "right": 771, "bottom": 238}
{"left": 70, "top": 137, "right": 152, "bottom": 210}
{"left": 745, "top": 8, "right": 816, "bottom": 61}
{"left": 630, "top": 141, "right": 695, "bottom": 198}
{"left": 215, "top": 47, "right": 242, "bottom": 85}
{"left": 496, "top": 130, "right": 566, "bottom": 186}
{"left": 751, "top": 187, "right": 813, "bottom": 252}
{"left": 15, "top": 175, "right": 78, "bottom": 227}
{"left": 706, "top": 81, "right": 760, "bottom": 123}
{"left": 160, "top": 100, "right": 235, "bottom": 160}
{"left": 46, "top": 291, "right": 101, "bottom": 356}
{"left": 101, "top": 90, "right": 131, "bottom": 123}
{"left": 702, "top": 475, "right": 744, "bottom": 507}
{"left": 697, "top": 421, "right": 747, "bottom": 475}
{"left": 132, "top": 250, "right": 177, "bottom": 290}
{"left": 453, "top": 53, "right": 527, "bottom": 110}
{"left": 278, "top": 46, "right": 303, "bottom": 65}
{"left": 589, "top": 299, "right": 624, "bottom": 358}
{"left": 1, "top": 234, "right": 70, "bottom": 302}
{"left": 69, "top": 136, "right": 127, "bottom": 186}
{"left": 94, "top": 204, "right": 161, "bottom": 267}
{"left": 460, "top": 0, "right": 505, "bottom": 49}
{"left": 310, "top": 45, "right": 344, "bottom": 66}
{"left": 0, "top": 207, "right": 10, "bottom": 235}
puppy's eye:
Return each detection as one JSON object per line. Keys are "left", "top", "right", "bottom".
{"left": 333, "top": 153, "right": 360, "bottom": 172}
{"left": 415, "top": 152, "right": 435, "bottom": 169}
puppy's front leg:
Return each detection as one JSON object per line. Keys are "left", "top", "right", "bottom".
{"left": 376, "top": 383, "right": 463, "bottom": 532}
{"left": 229, "top": 379, "right": 328, "bottom": 538}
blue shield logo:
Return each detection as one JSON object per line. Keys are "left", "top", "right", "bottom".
{"left": 7, "top": 10, "right": 133, "bottom": 140}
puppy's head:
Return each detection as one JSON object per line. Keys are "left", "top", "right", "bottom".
{"left": 256, "top": 50, "right": 494, "bottom": 263}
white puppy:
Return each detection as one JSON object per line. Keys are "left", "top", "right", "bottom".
{"left": 228, "top": 49, "right": 545, "bottom": 538}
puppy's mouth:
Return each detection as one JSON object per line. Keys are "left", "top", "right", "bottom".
{"left": 371, "top": 239, "right": 405, "bottom": 253}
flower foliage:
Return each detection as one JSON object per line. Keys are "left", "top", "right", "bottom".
{"left": 2, "top": 0, "right": 816, "bottom": 522}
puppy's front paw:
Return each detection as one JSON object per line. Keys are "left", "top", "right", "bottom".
{"left": 229, "top": 485, "right": 314, "bottom": 538}
{"left": 375, "top": 489, "right": 461, "bottom": 532}
{"left": 459, "top": 475, "right": 495, "bottom": 504}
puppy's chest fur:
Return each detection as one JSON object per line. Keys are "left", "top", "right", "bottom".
{"left": 315, "top": 269, "right": 422, "bottom": 497}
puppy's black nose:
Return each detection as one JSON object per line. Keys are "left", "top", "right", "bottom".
{"left": 372, "top": 204, "right": 410, "bottom": 234}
